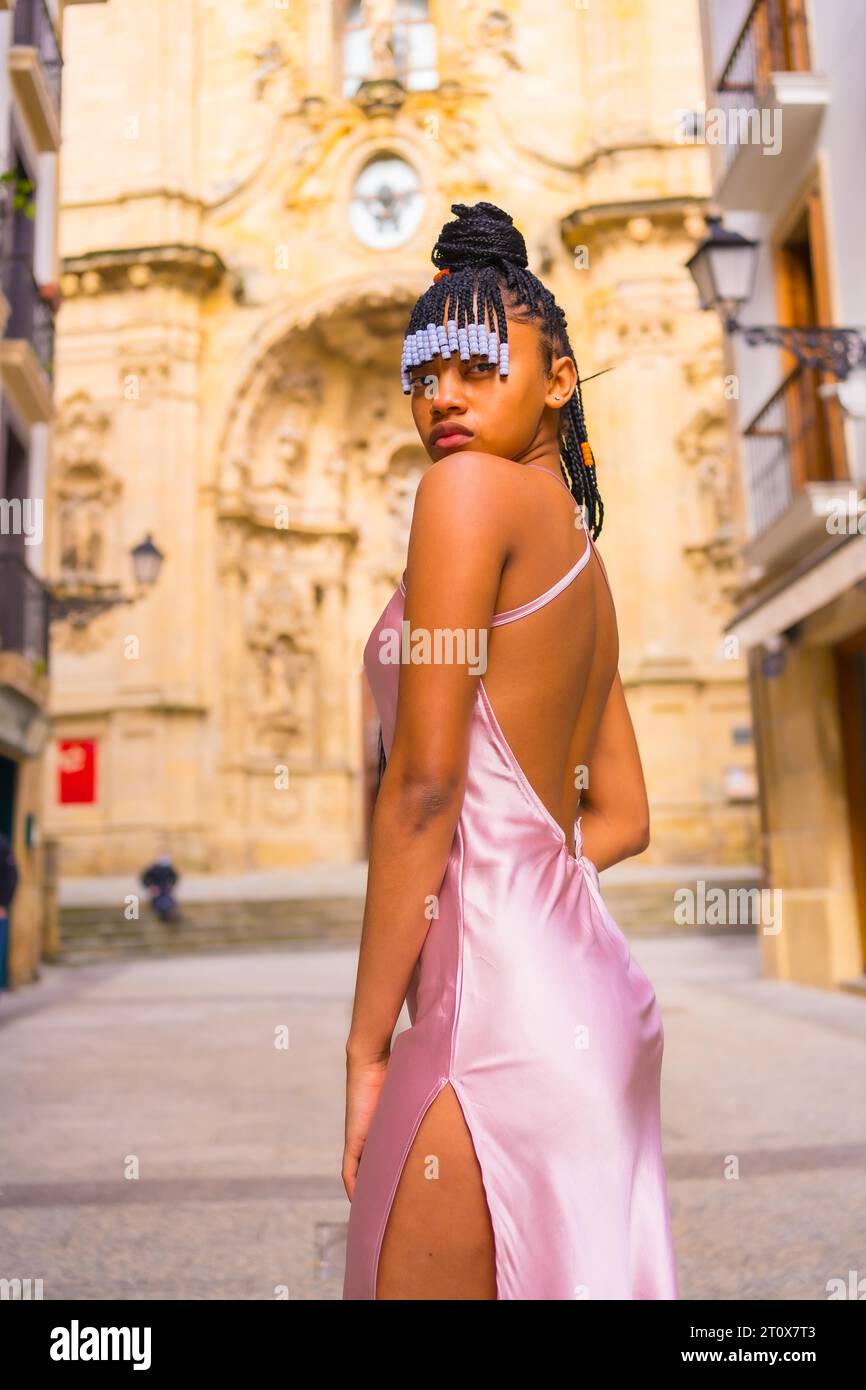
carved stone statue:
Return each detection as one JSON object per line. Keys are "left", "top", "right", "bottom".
{"left": 53, "top": 393, "right": 118, "bottom": 581}
{"left": 385, "top": 454, "right": 424, "bottom": 557}
{"left": 274, "top": 424, "right": 307, "bottom": 497}
{"left": 361, "top": 0, "right": 398, "bottom": 80}
{"left": 247, "top": 572, "right": 315, "bottom": 650}
{"left": 60, "top": 501, "right": 103, "bottom": 576}
{"left": 695, "top": 451, "right": 735, "bottom": 535}
{"left": 259, "top": 637, "right": 307, "bottom": 733}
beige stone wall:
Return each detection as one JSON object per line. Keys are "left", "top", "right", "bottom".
{"left": 566, "top": 209, "right": 758, "bottom": 863}
{"left": 750, "top": 643, "right": 862, "bottom": 989}
{"left": 45, "top": 0, "right": 759, "bottom": 873}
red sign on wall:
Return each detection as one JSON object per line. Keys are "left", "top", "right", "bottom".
{"left": 57, "top": 740, "right": 97, "bottom": 805}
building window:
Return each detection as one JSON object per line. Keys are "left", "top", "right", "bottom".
{"left": 341, "top": 0, "right": 438, "bottom": 98}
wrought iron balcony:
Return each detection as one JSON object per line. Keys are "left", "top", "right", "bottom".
{"left": 12, "top": 0, "right": 63, "bottom": 116}
{"left": 712, "top": 0, "right": 825, "bottom": 212}
{"left": 1, "top": 251, "right": 56, "bottom": 381}
{"left": 0, "top": 552, "right": 50, "bottom": 668}
{"left": 717, "top": 0, "right": 810, "bottom": 110}
{"left": 743, "top": 362, "right": 846, "bottom": 539}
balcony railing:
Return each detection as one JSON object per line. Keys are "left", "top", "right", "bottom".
{"left": 743, "top": 363, "right": 844, "bottom": 537}
{"left": 12, "top": 0, "right": 63, "bottom": 115}
{"left": 0, "top": 553, "right": 50, "bottom": 667}
{"left": 715, "top": 0, "right": 811, "bottom": 179}
{"left": 1, "top": 252, "right": 56, "bottom": 380}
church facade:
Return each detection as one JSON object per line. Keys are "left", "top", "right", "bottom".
{"left": 46, "top": 0, "right": 758, "bottom": 874}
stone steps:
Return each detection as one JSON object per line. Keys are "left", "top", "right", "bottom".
{"left": 59, "top": 898, "right": 362, "bottom": 962}
{"left": 600, "top": 881, "right": 762, "bottom": 934}
{"left": 58, "top": 873, "right": 762, "bottom": 963}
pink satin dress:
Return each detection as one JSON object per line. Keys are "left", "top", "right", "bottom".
{"left": 343, "top": 465, "right": 679, "bottom": 1300}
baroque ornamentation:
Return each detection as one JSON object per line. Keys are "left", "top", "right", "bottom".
{"left": 52, "top": 391, "right": 121, "bottom": 583}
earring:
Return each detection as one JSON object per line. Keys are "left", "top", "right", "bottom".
{"left": 554, "top": 394, "right": 561, "bottom": 400}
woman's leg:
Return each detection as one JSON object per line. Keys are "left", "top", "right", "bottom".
{"left": 375, "top": 1082, "right": 497, "bottom": 1299}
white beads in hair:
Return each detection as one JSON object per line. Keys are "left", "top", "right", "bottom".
{"left": 401, "top": 318, "right": 509, "bottom": 394}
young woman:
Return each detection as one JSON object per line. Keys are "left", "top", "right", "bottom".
{"left": 342, "top": 201, "right": 678, "bottom": 1301}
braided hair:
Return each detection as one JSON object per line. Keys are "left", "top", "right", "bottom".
{"left": 405, "top": 201, "right": 603, "bottom": 534}
{"left": 375, "top": 200, "right": 604, "bottom": 787}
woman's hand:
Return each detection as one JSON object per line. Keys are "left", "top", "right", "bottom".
{"left": 342, "top": 1051, "right": 390, "bottom": 1201}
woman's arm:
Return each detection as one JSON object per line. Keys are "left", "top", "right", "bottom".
{"left": 578, "top": 672, "right": 650, "bottom": 873}
{"left": 345, "top": 452, "right": 509, "bottom": 1065}
{"left": 342, "top": 453, "right": 509, "bottom": 1199}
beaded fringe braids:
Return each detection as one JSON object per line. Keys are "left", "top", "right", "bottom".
{"left": 401, "top": 201, "right": 604, "bottom": 537}
{"left": 377, "top": 200, "right": 605, "bottom": 786}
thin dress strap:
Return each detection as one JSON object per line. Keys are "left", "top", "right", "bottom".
{"left": 521, "top": 461, "right": 613, "bottom": 598}
{"left": 520, "top": 462, "right": 583, "bottom": 510}
{"left": 490, "top": 463, "right": 592, "bottom": 626}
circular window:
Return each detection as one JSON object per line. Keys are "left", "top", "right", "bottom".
{"left": 349, "top": 155, "right": 424, "bottom": 249}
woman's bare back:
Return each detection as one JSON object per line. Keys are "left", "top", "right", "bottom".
{"left": 480, "top": 459, "right": 620, "bottom": 858}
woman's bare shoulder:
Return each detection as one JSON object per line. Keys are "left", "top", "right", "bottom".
{"left": 418, "top": 451, "right": 529, "bottom": 508}
{"left": 404, "top": 453, "right": 523, "bottom": 575}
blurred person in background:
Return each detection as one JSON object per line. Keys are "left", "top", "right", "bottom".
{"left": 140, "top": 853, "right": 180, "bottom": 925}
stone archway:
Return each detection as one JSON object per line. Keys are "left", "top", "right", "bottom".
{"left": 211, "top": 283, "right": 428, "bottom": 867}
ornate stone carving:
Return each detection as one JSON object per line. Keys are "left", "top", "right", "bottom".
{"left": 256, "top": 636, "right": 311, "bottom": 737}
{"left": 246, "top": 569, "right": 316, "bottom": 650}
{"left": 222, "top": 360, "right": 322, "bottom": 509}
{"left": 361, "top": 0, "right": 398, "bottom": 81}
{"left": 677, "top": 405, "right": 739, "bottom": 605}
{"left": 54, "top": 389, "right": 111, "bottom": 465}
{"left": 379, "top": 444, "right": 426, "bottom": 584}
{"left": 49, "top": 606, "right": 115, "bottom": 654}
{"left": 59, "top": 488, "right": 105, "bottom": 576}
{"left": 477, "top": 10, "right": 523, "bottom": 71}
{"left": 386, "top": 463, "right": 422, "bottom": 555}
{"left": 251, "top": 40, "right": 286, "bottom": 100}
{"left": 678, "top": 407, "right": 736, "bottom": 535}
{"left": 241, "top": 549, "right": 318, "bottom": 755}
{"left": 53, "top": 392, "right": 121, "bottom": 583}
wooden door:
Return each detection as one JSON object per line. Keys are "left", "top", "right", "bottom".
{"left": 835, "top": 629, "right": 866, "bottom": 971}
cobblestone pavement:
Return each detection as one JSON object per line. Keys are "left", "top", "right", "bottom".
{"left": 1, "top": 932, "right": 864, "bottom": 1300}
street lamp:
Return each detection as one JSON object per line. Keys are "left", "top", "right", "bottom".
{"left": 686, "top": 215, "right": 866, "bottom": 380}
{"left": 685, "top": 216, "right": 759, "bottom": 320}
{"left": 130, "top": 533, "right": 164, "bottom": 588}
{"left": 49, "top": 533, "right": 165, "bottom": 624}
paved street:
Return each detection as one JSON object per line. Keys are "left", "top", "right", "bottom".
{"left": 2, "top": 932, "right": 865, "bottom": 1300}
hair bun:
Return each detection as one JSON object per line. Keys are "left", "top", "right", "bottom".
{"left": 432, "top": 200, "right": 529, "bottom": 274}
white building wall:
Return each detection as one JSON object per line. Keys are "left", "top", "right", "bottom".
{"left": 700, "top": 0, "right": 866, "bottom": 500}
{"left": 0, "top": 15, "right": 59, "bottom": 547}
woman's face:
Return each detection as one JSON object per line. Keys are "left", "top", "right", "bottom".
{"left": 408, "top": 296, "right": 576, "bottom": 463}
